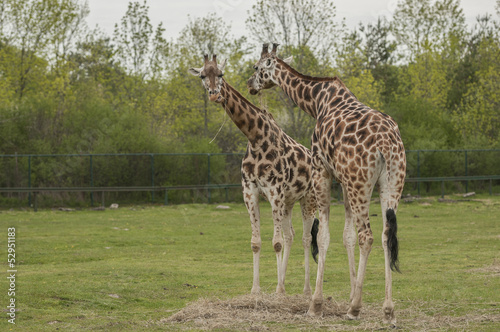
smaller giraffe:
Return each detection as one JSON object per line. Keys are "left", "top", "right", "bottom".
{"left": 189, "top": 55, "right": 319, "bottom": 295}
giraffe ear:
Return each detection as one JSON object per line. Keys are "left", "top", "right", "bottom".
{"left": 217, "top": 58, "right": 228, "bottom": 72}
{"left": 283, "top": 56, "right": 293, "bottom": 65}
{"left": 188, "top": 67, "right": 203, "bottom": 76}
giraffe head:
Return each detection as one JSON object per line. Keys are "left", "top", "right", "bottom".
{"left": 247, "top": 43, "right": 292, "bottom": 95}
{"left": 189, "top": 54, "right": 228, "bottom": 103}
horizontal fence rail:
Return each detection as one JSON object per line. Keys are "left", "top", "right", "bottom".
{"left": 1, "top": 150, "right": 499, "bottom": 209}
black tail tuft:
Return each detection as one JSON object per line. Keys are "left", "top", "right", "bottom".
{"left": 386, "top": 209, "right": 401, "bottom": 273}
{"left": 311, "top": 218, "right": 319, "bottom": 263}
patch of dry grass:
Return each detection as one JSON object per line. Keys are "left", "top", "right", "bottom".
{"left": 468, "top": 259, "right": 500, "bottom": 277}
{"left": 161, "top": 293, "right": 500, "bottom": 331}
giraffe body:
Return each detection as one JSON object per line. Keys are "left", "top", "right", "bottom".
{"left": 189, "top": 55, "right": 318, "bottom": 296}
{"left": 247, "top": 44, "right": 406, "bottom": 323}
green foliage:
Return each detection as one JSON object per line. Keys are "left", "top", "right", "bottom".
{"left": 453, "top": 36, "right": 500, "bottom": 146}
{"left": 1, "top": 0, "right": 499, "bottom": 195}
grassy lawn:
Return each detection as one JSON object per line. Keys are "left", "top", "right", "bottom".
{"left": 0, "top": 195, "right": 499, "bottom": 331}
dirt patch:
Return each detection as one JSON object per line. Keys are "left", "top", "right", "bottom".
{"left": 469, "top": 260, "right": 500, "bottom": 277}
{"left": 159, "top": 293, "right": 500, "bottom": 331}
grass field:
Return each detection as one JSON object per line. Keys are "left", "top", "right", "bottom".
{"left": 0, "top": 194, "right": 499, "bottom": 331}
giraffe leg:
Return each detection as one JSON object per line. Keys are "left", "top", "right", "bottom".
{"left": 346, "top": 195, "right": 374, "bottom": 320}
{"left": 271, "top": 199, "right": 286, "bottom": 294}
{"left": 380, "top": 198, "right": 395, "bottom": 325}
{"left": 243, "top": 183, "right": 261, "bottom": 295}
{"left": 300, "top": 193, "right": 316, "bottom": 297}
{"left": 342, "top": 184, "right": 357, "bottom": 303}
{"left": 278, "top": 205, "right": 294, "bottom": 294}
{"left": 307, "top": 168, "right": 331, "bottom": 317}
{"left": 379, "top": 169, "right": 404, "bottom": 325}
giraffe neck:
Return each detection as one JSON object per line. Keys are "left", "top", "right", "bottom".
{"left": 219, "top": 80, "right": 276, "bottom": 143}
{"left": 273, "top": 59, "right": 356, "bottom": 120}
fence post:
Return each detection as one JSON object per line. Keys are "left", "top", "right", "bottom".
{"left": 164, "top": 189, "right": 168, "bottom": 205}
{"left": 207, "top": 153, "right": 211, "bottom": 204}
{"left": 28, "top": 155, "right": 32, "bottom": 207}
{"left": 465, "top": 150, "right": 468, "bottom": 193}
{"left": 151, "top": 154, "right": 155, "bottom": 204}
{"left": 417, "top": 150, "right": 420, "bottom": 196}
{"left": 90, "top": 155, "right": 94, "bottom": 207}
{"left": 33, "top": 192, "right": 37, "bottom": 212}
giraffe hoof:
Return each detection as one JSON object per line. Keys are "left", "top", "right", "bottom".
{"left": 251, "top": 287, "right": 261, "bottom": 295}
{"left": 383, "top": 317, "right": 397, "bottom": 325}
{"left": 307, "top": 299, "right": 323, "bottom": 317}
{"left": 383, "top": 301, "right": 396, "bottom": 324}
{"left": 346, "top": 307, "right": 361, "bottom": 320}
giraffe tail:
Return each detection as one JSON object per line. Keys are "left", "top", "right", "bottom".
{"left": 386, "top": 208, "right": 401, "bottom": 273}
{"left": 311, "top": 218, "right": 319, "bottom": 263}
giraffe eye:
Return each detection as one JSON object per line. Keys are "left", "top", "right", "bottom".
{"left": 200, "top": 75, "right": 206, "bottom": 79}
{"left": 253, "top": 65, "right": 258, "bottom": 71}
{"left": 218, "top": 74, "right": 223, "bottom": 78}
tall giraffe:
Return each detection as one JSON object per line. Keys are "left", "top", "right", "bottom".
{"left": 189, "top": 55, "right": 319, "bottom": 296}
{"left": 247, "top": 44, "right": 406, "bottom": 324}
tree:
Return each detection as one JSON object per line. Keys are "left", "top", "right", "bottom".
{"left": 0, "top": 0, "right": 88, "bottom": 99}
{"left": 246, "top": 0, "right": 343, "bottom": 61}
{"left": 113, "top": 0, "right": 169, "bottom": 80}
{"left": 453, "top": 35, "right": 500, "bottom": 146}
{"left": 392, "top": 0, "right": 466, "bottom": 62}
{"left": 360, "top": 18, "right": 397, "bottom": 69}
{"left": 333, "top": 29, "right": 384, "bottom": 111}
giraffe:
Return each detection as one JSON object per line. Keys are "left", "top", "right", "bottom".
{"left": 247, "top": 44, "right": 406, "bottom": 324}
{"left": 189, "top": 54, "right": 320, "bottom": 296}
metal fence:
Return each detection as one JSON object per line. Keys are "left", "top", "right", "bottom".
{"left": 1, "top": 149, "right": 499, "bottom": 208}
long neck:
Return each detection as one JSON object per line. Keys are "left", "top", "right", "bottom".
{"left": 273, "top": 60, "right": 354, "bottom": 120}
{"left": 219, "top": 80, "right": 272, "bottom": 142}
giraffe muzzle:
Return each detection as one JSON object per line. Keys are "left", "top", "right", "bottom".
{"left": 249, "top": 86, "right": 261, "bottom": 95}
{"left": 209, "top": 93, "right": 223, "bottom": 103}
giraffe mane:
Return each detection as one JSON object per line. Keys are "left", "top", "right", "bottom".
{"left": 276, "top": 58, "right": 342, "bottom": 83}
{"left": 275, "top": 58, "right": 359, "bottom": 101}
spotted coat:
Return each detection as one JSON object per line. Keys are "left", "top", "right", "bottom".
{"left": 247, "top": 44, "right": 406, "bottom": 323}
{"left": 189, "top": 55, "right": 317, "bottom": 296}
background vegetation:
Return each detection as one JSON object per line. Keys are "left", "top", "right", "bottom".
{"left": 0, "top": 0, "right": 499, "bottom": 191}
{"left": 0, "top": 197, "right": 499, "bottom": 330}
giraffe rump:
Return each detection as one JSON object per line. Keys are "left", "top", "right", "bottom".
{"left": 386, "top": 208, "right": 400, "bottom": 273}
{"left": 311, "top": 218, "right": 319, "bottom": 263}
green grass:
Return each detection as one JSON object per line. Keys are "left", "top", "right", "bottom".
{"left": 0, "top": 195, "right": 499, "bottom": 331}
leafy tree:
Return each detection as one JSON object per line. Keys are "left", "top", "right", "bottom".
{"left": 113, "top": 0, "right": 169, "bottom": 80}
{"left": 406, "top": 50, "right": 451, "bottom": 111}
{"left": 392, "top": 0, "right": 466, "bottom": 62}
{"left": 0, "top": 0, "right": 88, "bottom": 99}
{"left": 360, "top": 18, "right": 396, "bottom": 69}
{"left": 246, "top": 0, "right": 343, "bottom": 61}
{"left": 453, "top": 36, "right": 500, "bottom": 146}
{"left": 332, "top": 29, "right": 384, "bottom": 111}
